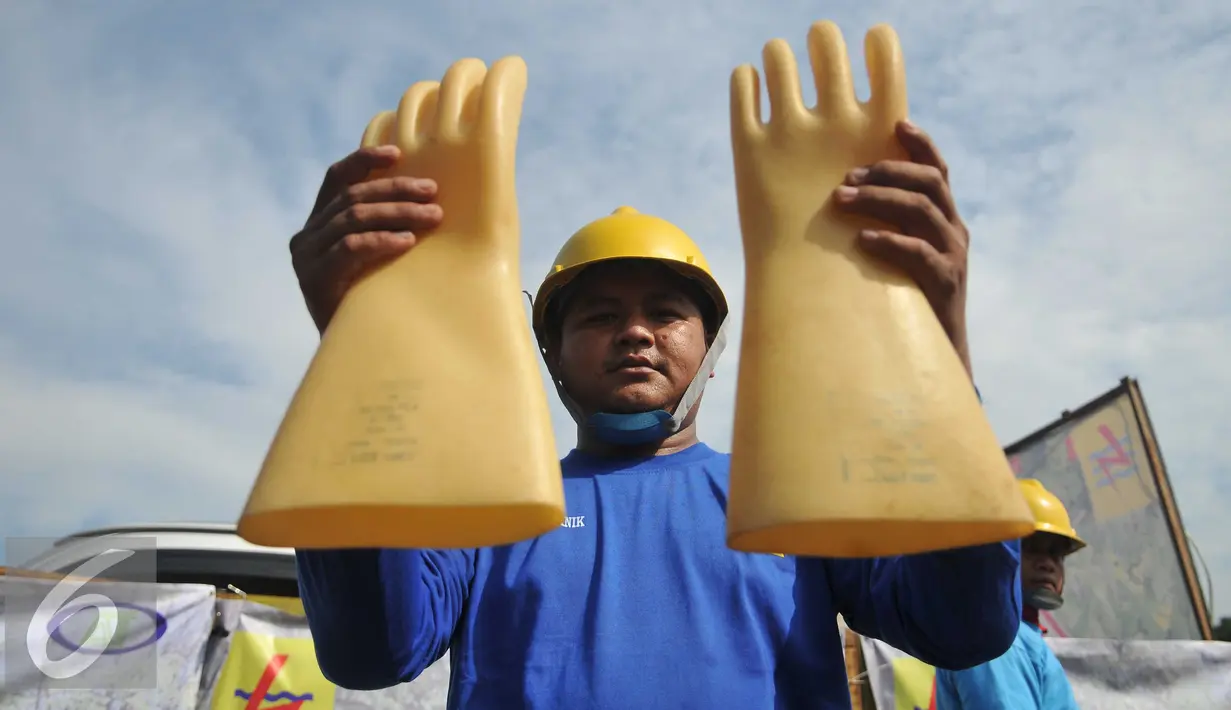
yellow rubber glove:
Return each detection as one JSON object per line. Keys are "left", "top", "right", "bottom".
{"left": 239, "top": 57, "right": 564, "bottom": 550}
{"left": 724, "top": 22, "right": 1032, "bottom": 557}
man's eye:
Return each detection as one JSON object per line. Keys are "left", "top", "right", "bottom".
{"left": 585, "top": 313, "right": 616, "bottom": 324}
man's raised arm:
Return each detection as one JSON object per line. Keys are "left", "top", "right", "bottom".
{"left": 295, "top": 547, "right": 476, "bottom": 690}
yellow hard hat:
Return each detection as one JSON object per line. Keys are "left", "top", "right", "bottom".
{"left": 1018, "top": 479, "right": 1086, "bottom": 554}
{"left": 531, "top": 206, "right": 728, "bottom": 341}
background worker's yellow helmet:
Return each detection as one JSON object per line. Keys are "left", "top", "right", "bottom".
{"left": 531, "top": 206, "right": 730, "bottom": 445}
{"left": 1018, "top": 478, "right": 1086, "bottom": 554}
{"left": 532, "top": 206, "right": 728, "bottom": 343}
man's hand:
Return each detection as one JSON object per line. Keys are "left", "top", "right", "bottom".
{"left": 290, "top": 145, "right": 444, "bottom": 333}
{"left": 832, "top": 120, "right": 972, "bottom": 375}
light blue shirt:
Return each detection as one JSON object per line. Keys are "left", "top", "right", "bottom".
{"left": 935, "top": 620, "right": 1079, "bottom": 709}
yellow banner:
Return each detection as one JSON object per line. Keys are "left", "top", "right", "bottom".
{"left": 1067, "top": 397, "right": 1155, "bottom": 523}
{"left": 217, "top": 593, "right": 307, "bottom": 617}
{"left": 892, "top": 656, "right": 936, "bottom": 710}
{"left": 210, "top": 631, "right": 336, "bottom": 709}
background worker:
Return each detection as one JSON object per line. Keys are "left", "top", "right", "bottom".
{"left": 290, "top": 121, "right": 1023, "bottom": 709}
{"left": 934, "top": 478, "right": 1085, "bottom": 709}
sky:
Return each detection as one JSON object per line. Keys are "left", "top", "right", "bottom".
{"left": 1, "top": 1, "right": 1227, "bottom": 622}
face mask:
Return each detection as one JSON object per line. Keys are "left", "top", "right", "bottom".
{"left": 1025, "top": 586, "right": 1064, "bottom": 611}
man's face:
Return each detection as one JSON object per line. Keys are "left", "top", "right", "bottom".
{"left": 1021, "top": 532, "right": 1069, "bottom": 596}
{"left": 549, "top": 260, "right": 710, "bottom": 416}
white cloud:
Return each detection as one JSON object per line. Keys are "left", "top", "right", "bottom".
{"left": 1, "top": 0, "right": 1227, "bottom": 624}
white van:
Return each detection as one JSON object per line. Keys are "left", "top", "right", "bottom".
{"left": 13, "top": 522, "right": 303, "bottom": 613}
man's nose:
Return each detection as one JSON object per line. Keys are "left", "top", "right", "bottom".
{"left": 1035, "top": 555, "right": 1060, "bottom": 573}
{"left": 615, "top": 314, "right": 654, "bottom": 346}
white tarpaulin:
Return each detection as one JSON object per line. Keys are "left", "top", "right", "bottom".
{"left": 0, "top": 578, "right": 216, "bottom": 709}
{"left": 859, "top": 634, "right": 1231, "bottom": 710}
{"left": 4, "top": 573, "right": 1229, "bottom": 709}
{"left": 0, "top": 575, "right": 454, "bottom": 709}
{"left": 1052, "top": 638, "right": 1231, "bottom": 709}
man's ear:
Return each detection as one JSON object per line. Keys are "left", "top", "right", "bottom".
{"left": 541, "top": 338, "right": 563, "bottom": 381}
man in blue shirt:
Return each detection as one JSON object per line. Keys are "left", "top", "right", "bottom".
{"left": 287, "top": 119, "right": 1022, "bottom": 709}
{"left": 934, "top": 478, "right": 1084, "bottom": 709}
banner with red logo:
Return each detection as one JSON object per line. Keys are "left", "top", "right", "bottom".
{"left": 197, "top": 598, "right": 451, "bottom": 710}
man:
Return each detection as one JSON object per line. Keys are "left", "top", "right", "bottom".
{"left": 290, "top": 120, "right": 1022, "bottom": 709}
{"left": 934, "top": 478, "right": 1085, "bottom": 709}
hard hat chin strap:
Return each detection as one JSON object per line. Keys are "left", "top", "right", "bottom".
{"left": 551, "top": 317, "right": 730, "bottom": 446}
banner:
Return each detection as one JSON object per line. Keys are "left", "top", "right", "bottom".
{"left": 1004, "top": 380, "right": 1211, "bottom": 640}
{"left": 859, "top": 636, "right": 1231, "bottom": 709}
{"left": 860, "top": 636, "right": 936, "bottom": 710}
{"left": 0, "top": 577, "right": 216, "bottom": 709}
{"left": 6, "top": 571, "right": 1230, "bottom": 709}
{"left": 198, "top": 598, "right": 451, "bottom": 710}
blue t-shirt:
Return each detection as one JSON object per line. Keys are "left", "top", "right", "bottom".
{"left": 935, "top": 620, "right": 1079, "bottom": 709}
{"left": 297, "top": 442, "right": 1021, "bottom": 709}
